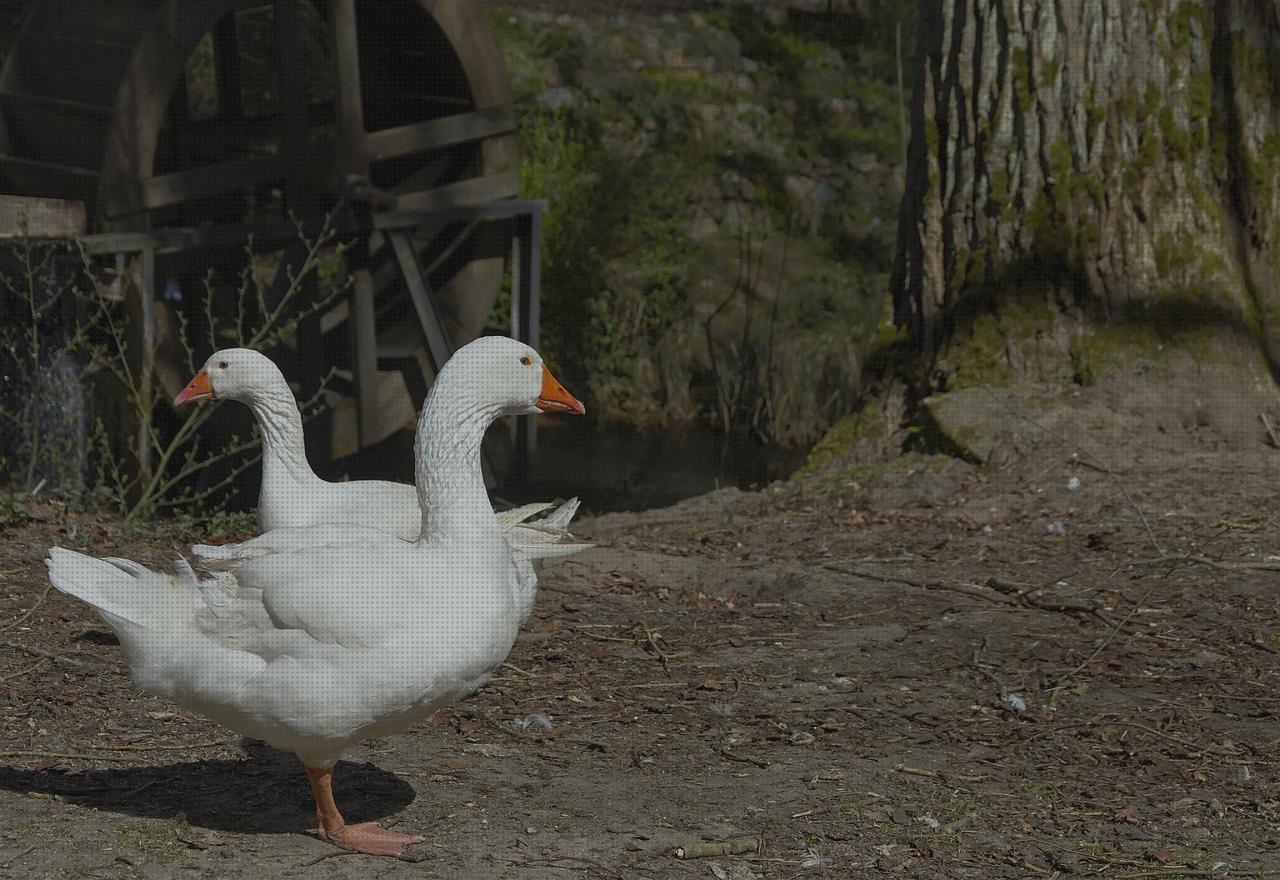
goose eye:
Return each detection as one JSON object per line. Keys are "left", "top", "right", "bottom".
{"left": 519, "top": 356, "right": 532, "bottom": 366}
{"left": 218, "top": 361, "right": 229, "bottom": 369}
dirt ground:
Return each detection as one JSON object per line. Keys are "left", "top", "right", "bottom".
{"left": 0, "top": 432, "right": 1278, "bottom": 879}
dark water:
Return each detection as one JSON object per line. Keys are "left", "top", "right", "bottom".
{"left": 487, "top": 418, "right": 809, "bottom": 513}
{"left": 312, "top": 415, "right": 807, "bottom": 513}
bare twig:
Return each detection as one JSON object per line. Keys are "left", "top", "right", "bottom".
{"left": 81, "top": 740, "right": 225, "bottom": 752}
{"left": 1020, "top": 719, "right": 1237, "bottom": 755}
{"left": 0, "top": 638, "right": 106, "bottom": 671}
{"left": 0, "top": 657, "right": 48, "bottom": 684}
{"left": 719, "top": 745, "right": 770, "bottom": 768}
{"left": 1136, "top": 554, "right": 1280, "bottom": 572}
{"left": 0, "top": 583, "right": 52, "bottom": 632}
{"left": 824, "top": 564, "right": 1014, "bottom": 606}
{"left": 1260, "top": 412, "right": 1280, "bottom": 448}
{"left": 1053, "top": 588, "right": 1154, "bottom": 688}
{"left": 0, "top": 750, "right": 136, "bottom": 763}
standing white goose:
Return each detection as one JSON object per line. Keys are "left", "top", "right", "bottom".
{"left": 173, "top": 346, "right": 584, "bottom": 556}
{"left": 46, "top": 337, "right": 585, "bottom": 857}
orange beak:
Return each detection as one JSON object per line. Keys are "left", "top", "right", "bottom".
{"left": 174, "top": 370, "right": 215, "bottom": 406}
{"left": 536, "top": 365, "right": 585, "bottom": 415}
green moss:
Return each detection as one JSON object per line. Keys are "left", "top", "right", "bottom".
{"left": 115, "top": 823, "right": 190, "bottom": 863}
{"left": 1070, "top": 297, "right": 1255, "bottom": 385}
{"left": 0, "top": 492, "right": 36, "bottom": 531}
{"left": 1158, "top": 106, "right": 1192, "bottom": 160}
{"left": 1070, "top": 323, "right": 1162, "bottom": 385}
{"left": 1084, "top": 84, "right": 1105, "bottom": 135}
{"left": 1187, "top": 72, "right": 1212, "bottom": 123}
{"left": 1168, "top": 2, "right": 1205, "bottom": 51}
{"left": 988, "top": 166, "right": 1011, "bottom": 210}
{"left": 1011, "top": 46, "right": 1033, "bottom": 114}
{"left": 798, "top": 406, "right": 886, "bottom": 475}
{"left": 1039, "top": 57, "right": 1060, "bottom": 89}
{"left": 945, "top": 299, "right": 1055, "bottom": 390}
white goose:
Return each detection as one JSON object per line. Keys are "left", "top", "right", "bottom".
{"left": 173, "top": 347, "right": 584, "bottom": 557}
{"left": 46, "top": 337, "right": 586, "bottom": 857}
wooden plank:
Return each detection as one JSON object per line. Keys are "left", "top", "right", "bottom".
{"left": 329, "top": 0, "right": 368, "bottom": 175}
{"left": 135, "top": 246, "right": 156, "bottom": 482}
{"left": 373, "top": 197, "right": 547, "bottom": 230}
{"left": 3, "top": 40, "right": 132, "bottom": 107}
{"left": 100, "top": 153, "right": 285, "bottom": 218}
{"left": 364, "top": 107, "right": 516, "bottom": 162}
{"left": 389, "top": 229, "right": 452, "bottom": 373}
{"left": 0, "top": 92, "right": 113, "bottom": 117}
{"left": 511, "top": 213, "right": 542, "bottom": 351}
{"left": 381, "top": 169, "right": 520, "bottom": 218}
{"left": 0, "top": 194, "right": 86, "bottom": 238}
{"left": 213, "top": 15, "right": 244, "bottom": 121}
{"left": 511, "top": 211, "right": 542, "bottom": 471}
{"left": 275, "top": 0, "right": 319, "bottom": 213}
{"left": 349, "top": 267, "right": 379, "bottom": 446}
{"left": 0, "top": 93, "right": 112, "bottom": 170}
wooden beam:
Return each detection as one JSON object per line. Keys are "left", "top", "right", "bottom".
{"left": 275, "top": 0, "right": 319, "bottom": 212}
{"left": 349, "top": 267, "right": 379, "bottom": 446}
{"left": 213, "top": 15, "right": 244, "bottom": 121}
{"left": 329, "top": 0, "right": 368, "bottom": 175}
{"left": 363, "top": 107, "right": 516, "bottom": 162}
{"left": 0, "top": 194, "right": 86, "bottom": 238}
{"left": 382, "top": 169, "right": 520, "bottom": 217}
{"left": 511, "top": 211, "right": 542, "bottom": 473}
{"left": 100, "top": 153, "right": 286, "bottom": 218}
{"left": 388, "top": 229, "right": 452, "bottom": 374}
{"left": 135, "top": 246, "right": 156, "bottom": 486}
{"left": 0, "top": 92, "right": 114, "bottom": 118}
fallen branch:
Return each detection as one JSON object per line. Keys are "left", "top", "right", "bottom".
{"left": 719, "top": 745, "right": 769, "bottom": 768}
{"left": 504, "top": 855, "right": 625, "bottom": 878}
{"left": 0, "top": 639, "right": 106, "bottom": 672}
{"left": 640, "top": 623, "right": 673, "bottom": 677}
{"left": 673, "top": 837, "right": 759, "bottom": 859}
{"left": 0, "top": 657, "right": 48, "bottom": 684}
{"left": 460, "top": 710, "right": 525, "bottom": 740}
{"left": 1117, "top": 871, "right": 1279, "bottom": 879}
{"left": 1051, "top": 588, "right": 1154, "bottom": 694}
{"left": 1261, "top": 412, "right": 1280, "bottom": 449}
{"left": 81, "top": 740, "right": 225, "bottom": 752}
{"left": 1020, "top": 720, "right": 1238, "bottom": 756}
{"left": 0, "top": 584, "right": 52, "bottom": 632}
{"left": 823, "top": 565, "right": 1013, "bottom": 606}
{"left": 0, "top": 749, "right": 135, "bottom": 763}
{"left": 1136, "top": 554, "right": 1280, "bottom": 573}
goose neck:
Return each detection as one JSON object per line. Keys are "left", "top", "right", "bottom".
{"left": 414, "top": 383, "right": 503, "bottom": 544}
{"left": 243, "top": 382, "right": 314, "bottom": 484}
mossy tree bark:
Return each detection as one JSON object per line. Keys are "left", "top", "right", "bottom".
{"left": 892, "top": 0, "right": 1280, "bottom": 370}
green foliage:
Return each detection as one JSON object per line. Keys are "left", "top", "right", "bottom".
{"left": 0, "top": 491, "right": 36, "bottom": 531}
{"left": 493, "top": 5, "right": 903, "bottom": 445}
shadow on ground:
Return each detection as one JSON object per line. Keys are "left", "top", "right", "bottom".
{"left": 0, "top": 740, "right": 414, "bottom": 836}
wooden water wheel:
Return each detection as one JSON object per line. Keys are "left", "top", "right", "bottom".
{"left": 0, "top": 0, "right": 521, "bottom": 461}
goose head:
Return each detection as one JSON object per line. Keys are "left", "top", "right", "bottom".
{"left": 174, "top": 348, "right": 285, "bottom": 406}
{"left": 436, "top": 336, "right": 585, "bottom": 417}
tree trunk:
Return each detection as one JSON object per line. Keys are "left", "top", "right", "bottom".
{"left": 892, "top": 0, "right": 1280, "bottom": 371}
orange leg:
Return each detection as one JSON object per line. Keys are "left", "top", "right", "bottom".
{"left": 305, "top": 766, "right": 424, "bottom": 857}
